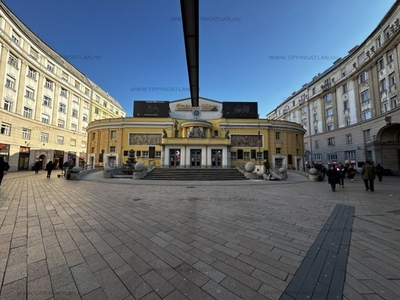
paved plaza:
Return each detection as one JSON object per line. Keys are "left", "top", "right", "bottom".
{"left": 0, "top": 170, "right": 399, "bottom": 299}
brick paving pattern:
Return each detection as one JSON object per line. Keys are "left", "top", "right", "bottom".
{"left": 0, "top": 170, "right": 399, "bottom": 299}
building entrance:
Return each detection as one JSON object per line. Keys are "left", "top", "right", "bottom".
{"left": 211, "top": 149, "right": 222, "bottom": 167}
{"left": 170, "top": 149, "right": 180, "bottom": 167}
{"left": 190, "top": 149, "right": 201, "bottom": 167}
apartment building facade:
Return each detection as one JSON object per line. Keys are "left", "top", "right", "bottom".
{"left": 267, "top": 1, "right": 400, "bottom": 175}
{"left": 0, "top": 2, "right": 125, "bottom": 171}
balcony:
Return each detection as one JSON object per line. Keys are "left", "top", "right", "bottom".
{"left": 161, "top": 137, "right": 231, "bottom": 146}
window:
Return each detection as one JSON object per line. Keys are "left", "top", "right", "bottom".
{"left": 243, "top": 152, "right": 250, "bottom": 160}
{"left": 8, "top": 53, "right": 18, "bottom": 68}
{"left": 3, "top": 99, "right": 12, "bottom": 111}
{"left": 325, "top": 108, "right": 333, "bottom": 116}
{"left": 387, "top": 51, "right": 394, "bottom": 63}
{"left": 327, "top": 153, "right": 337, "bottom": 160}
{"left": 384, "top": 26, "right": 390, "bottom": 41}
{"left": 312, "top": 87, "right": 316, "bottom": 95}
{"left": 58, "top": 120, "right": 65, "bottom": 128}
{"left": 92, "top": 132, "right": 95, "bottom": 141}
{"left": 359, "top": 71, "right": 369, "bottom": 83}
{"left": 327, "top": 123, "right": 334, "bottom": 131}
{"left": 22, "top": 128, "right": 31, "bottom": 139}
{"left": 155, "top": 151, "right": 162, "bottom": 158}
{"left": 231, "top": 152, "right": 237, "bottom": 159}
{"left": 110, "top": 146, "right": 115, "bottom": 152}
{"left": 301, "top": 106, "right": 307, "bottom": 114}
{"left": 389, "top": 73, "right": 396, "bottom": 86}
{"left": 392, "top": 97, "right": 398, "bottom": 108}
{"left": 85, "top": 88, "right": 90, "bottom": 96}
{"left": 95, "top": 95, "right": 100, "bottom": 102}
{"left": 1, "top": 123, "right": 11, "bottom": 135}
{"left": 345, "top": 150, "right": 356, "bottom": 159}
{"left": 315, "top": 140, "right": 319, "bottom": 148}
{"left": 57, "top": 136, "right": 64, "bottom": 145}
{"left": 59, "top": 103, "right": 66, "bottom": 113}
{"left": 110, "top": 105, "right": 114, "bottom": 112}
{"left": 116, "top": 110, "right": 119, "bottom": 115}
{"left": 275, "top": 132, "right": 280, "bottom": 140}
{"left": 328, "top": 137, "right": 335, "bottom": 146}
{"left": 110, "top": 130, "right": 116, "bottom": 139}
{"left": 94, "top": 107, "right": 99, "bottom": 114}
{"left": 257, "top": 152, "right": 263, "bottom": 159}
{"left": 302, "top": 118, "right": 307, "bottom": 127}
{"left": 23, "top": 107, "right": 32, "bottom": 118}
{"left": 341, "top": 67, "right": 346, "bottom": 78}
{"left": 73, "top": 96, "right": 80, "bottom": 104}
{"left": 5, "top": 76, "right": 15, "bottom": 89}
{"left": 382, "top": 102, "right": 389, "bottom": 113}
{"left": 41, "top": 114, "right": 50, "bottom": 124}
{"left": 343, "top": 100, "right": 349, "bottom": 110}
{"left": 345, "top": 117, "right": 351, "bottom": 126}
{"left": 342, "top": 83, "right": 348, "bottom": 94}
{"left": 60, "top": 88, "right": 68, "bottom": 97}
{"left": 70, "top": 138, "right": 76, "bottom": 146}
{"left": 378, "top": 58, "right": 384, "bottom": 71}
{"left": 276, "top": 148, "right": 281, "bottom": 154}
{"left": 360, "top": 90, "right": 370, "bottom": 102}
{"left": 313, "top": 113, "right": 318, "bottom": 122}
{"left": 61, "top": 72, "right": 69, "bottom": 82}
{"left": 82, "top": 114, "right": 88, "bottom": 122}
{"left": 40, "top": 132, "right": 49, "bottom": 143}
{"left": 47, "top": 62, "right": 55, "bottom": 73}
{"left": 314, "top": 153, "right": 322, "bottom": 161}
{"left": 43, "top": 96, "right": 51, "bottom": 107}
{"left": 72, "top": 109, "right": 78, "bottom": 118}
{"left": 103, "top": 100, "right": 107, "bottom": 108}
{"left": 376, "top": 35, "right": 382, "bottom": 48}
{"left": 324, "top": 93, "right": 332, "bottom": 102}
{"left": 346, "top": 134, "right": 352, "bottom": 144}
{"left": 29, "top": 48, "right": 38, "bottom": 60}
{"left": 25, "top": 87, "right": 34, "bottom": 99}
{"left": 142, "top": 151, "right": 149, "bottom": 158}
{"left": 44, "top": 78, "right": 53, "bottom": 90}
{"left": 363, "top": 110, "right": 371, "bottom": 120}
{"left": 71, "top": 124, "right": 77, "bottom": 132}
{"left": 83, "top": 101, "right": 89, "bottom": 109}
{"left": 27, "top": 67, "right": 36, "bottom": 79}
{"left": 380, "top": 78, "right": 387, "bottom": 92}
{"left": 364, "top": 129, "right": 371, "bottom": 141}
{"left": 74, "top": 81, "right": 80, "bottom": 90}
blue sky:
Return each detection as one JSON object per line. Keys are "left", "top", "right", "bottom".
{"left": 5, "top": 0, "right": 396, "bottom": 117}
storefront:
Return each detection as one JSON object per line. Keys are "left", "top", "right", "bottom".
{"left": 0, "top": 143, "right": 10, "bottom": 162}
{"left": 18, "top": 146, "right": 30, "bottom": 170}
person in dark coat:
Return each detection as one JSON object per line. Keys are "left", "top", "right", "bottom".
{"left": 326, "top": 165, "right": 340, "bottom": 191}
{"left": 336, "top": 162, "right": 347, "bottom": 188}
{"left": 375, "top": 163, "right": 384, "bottom": 182}
{"left": 263, "top": 160, "right": 270, "bottom": 174}
{"left": 34, "top": 161, "right": 41, "bottom": 174}
{"left": 362, "top": 161, "right": 376, "bottom": 191}
{"left": 45, "top": 161, "right": 54, "bottom": 178}
{"left": 0, "top": 157, "right": 10, "bottom": 188}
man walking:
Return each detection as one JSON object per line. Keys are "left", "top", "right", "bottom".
{"left": 0, "top": 157, "right": 10, "bottom": 188}
{"left": 361, "top": 161, "right": 376, "bottom": 191}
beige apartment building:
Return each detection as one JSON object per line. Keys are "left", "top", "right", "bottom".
{"left": 267, "top": 1, "right": 400, "bottom": 175}
{"left": 0, "top": 2, "right": 125, "bottom": 171}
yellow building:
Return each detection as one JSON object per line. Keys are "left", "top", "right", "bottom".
{"left": 0, "top": 2, "right": 125, "bottom": 171}
{"left": 87, "top": 98, "right": 306, "bottom": 171}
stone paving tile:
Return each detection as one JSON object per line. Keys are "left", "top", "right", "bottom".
{"left": 70, "top": 262, "right": 100, "bottom": 296}
{"left": 141, "top": 270, "right": 176, "bottom": 298}
{"left": 27, "top": 274, "right": 53, "bottom": 300}
{"left": 1, "top": 172, "right": 400, "bottom": 299}
{"left": 94, "top": 267, "right": 131, "bottom": 300}
{"left": 0, "top": 277, "right": 26, "bottom": 300}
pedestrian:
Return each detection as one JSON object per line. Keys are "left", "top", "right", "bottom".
{"left": 375, "top": 163, "right": 384, "bottom": 182}
{"left": 62, "top": 161, "right": 69, "bottom": 177}
{"left": 0, "top": 157, "right": 10, "bottom": 188}
{"left": 337, "top": 162, "right": 347, "bottom": 188}
{"left": 347, "top": 165, "right": 356, "bottom": 180}
{"left": 45, "top": 160, "right": 54, "bottom": 178}
{"left": 34, "top": 161, "right": 41, "bottom": 174}
{"left": 361, "top": 161, "right": 376, "bottom": 191}
{"left": 263, "top": 160, "right": 270, "bottom": 174}
{"left": 321, "top": 165, "right": 327, "bottom": 180}
{"left": 326, "top": 165, "right": 340, "bottom": 192}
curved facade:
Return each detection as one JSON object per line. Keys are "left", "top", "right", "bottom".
{"left": 0, "top": 2, "right": 126, "bottom": 171}
{"left": 87, "top": 98, "right": 306, "bottom": 171}
{"left": 267, "top": 1, "right": 400, "bottom": 174}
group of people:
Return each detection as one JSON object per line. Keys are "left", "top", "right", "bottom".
{"left": 33, "top": 160, "right": 56, "bottom": 178}
{"left": 326, "top": 161, "right": 384, "bottom": 192}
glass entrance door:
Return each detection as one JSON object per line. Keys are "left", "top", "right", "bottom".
{"left": 190, "top": 149, "right": 201, "bottom": 167}
{"left": 170, "top": 149, "right": 180, "bottom": 167}
{"left": 211, "top": 149, "right": 222, "bottom": 167}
